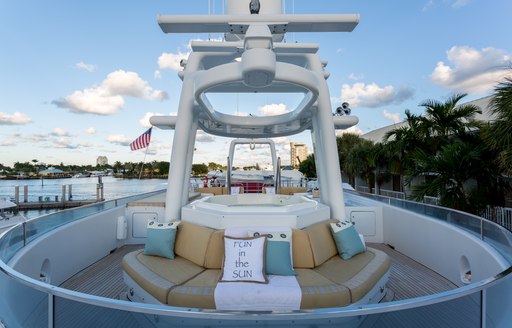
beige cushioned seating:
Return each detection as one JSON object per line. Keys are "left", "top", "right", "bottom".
{"left": 123, "top": 220, "right": 390, "bottom": 309}
{"left": 304, "top": 219, "right": 339, "bottom": 266}
{"left": 278, "top": 187, "right": 307, "bottom": 195}
{"left": 167, "top": 269, "right": 220, "bottom": 309}
{"left": 295, "top": 269, "right": 352, "bottom": 308}
{"left": 122, "top": 250, "right": 204, "bottom": 303}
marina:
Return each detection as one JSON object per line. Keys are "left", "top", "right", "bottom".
{"left": 1, "top": 1, "right": 511, "bottom": 327}
{"left": 0, "top": 177, "right": 168, "bottom": 218}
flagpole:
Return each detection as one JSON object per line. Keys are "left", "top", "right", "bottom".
{"left": 139, "top": 145, "right": 150, "bottom": 180}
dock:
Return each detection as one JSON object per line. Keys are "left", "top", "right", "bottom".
{"left": 8, "top": 181, "right": 105, "bottom": 211}
{"left": 16, "top": 200, "right": 98, "bottom": 211}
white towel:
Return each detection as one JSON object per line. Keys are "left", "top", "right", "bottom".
{"left": 215, "top": 227, "right": 302, "bottom": 311}
{"left": 214, "top": 275, "right": 302, "bottom": 311}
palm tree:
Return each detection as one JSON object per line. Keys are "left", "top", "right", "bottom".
{"left": 406, "top": 133, "right": 507, "bottom": 213}
{"left": 337, "top": 133, "right": 366, "bottom": 186}
{"left": 344, "top": 139, "right": 376, "bottom": 193}
{"left": 383, "top": 110, "right": 425, "bottom": 194}
{"left": 418, "top": 93, "right": 482, "bottom": 152}
{"left": 486, "top": 69, "right": 512, "bottom": 175}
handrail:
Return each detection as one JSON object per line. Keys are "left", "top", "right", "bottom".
{"left": 353, "top": 190, "right": 512, "bottom": 261}
{"left": 1, "top": 189, "right": 511, "bottom": 323}
{"left": 0, "top": 189, "right": 167, "bottom": 263}
{"left": 0, "top": 249, "right": 511, "bottom": 321}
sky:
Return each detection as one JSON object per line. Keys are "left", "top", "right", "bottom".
{"left": 0, "top": 0, "right": 511, "bottom": 168}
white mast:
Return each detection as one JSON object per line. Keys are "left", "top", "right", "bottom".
{"left": 152, "top": 0, "right": 359, "bottom": 221}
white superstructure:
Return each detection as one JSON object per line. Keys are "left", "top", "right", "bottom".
{"left": 151, "top": 1, "right": 359, "bottom": 221}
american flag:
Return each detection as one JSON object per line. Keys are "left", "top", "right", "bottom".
{"left": 130, "top": 128, "right": 152, "bottom": 151}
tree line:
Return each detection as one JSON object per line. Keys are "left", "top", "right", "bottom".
{"left": 298, "top": 69, "right": 512, "bottom": 215}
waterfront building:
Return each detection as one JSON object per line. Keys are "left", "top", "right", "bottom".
{"left": 97, "top": 156, "right": 108, "bottom": 166}
{"left": 290, "top": 142, "right": 308, "bottom": 168}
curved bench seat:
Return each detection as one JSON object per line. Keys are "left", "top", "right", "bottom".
{"left": 122, "top": 220, "right": 390, "bottom": 309}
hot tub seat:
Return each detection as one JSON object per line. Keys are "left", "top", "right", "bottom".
{"left": 122, "top": 220, "right": 390, "bottom": 309}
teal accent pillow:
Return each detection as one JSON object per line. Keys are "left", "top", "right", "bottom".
{"left": 250, "top": 231, "right": 296, "bottom": 276}
{"left": 144, "top": 221, "right": 179, "bottom": 259}
{"left": 330, "top": 221, "right": 365, "bottom": 260}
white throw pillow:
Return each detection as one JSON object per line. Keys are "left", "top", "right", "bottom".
{"left": 219, "top": 235, "right": 268, "bottom": 283}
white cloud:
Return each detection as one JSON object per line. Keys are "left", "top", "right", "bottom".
{"left": 52, "top": 70, "right": 168, "bottom": 115}
{"left": 431, "top": 46, "right": 511, "bottom": 94}
{"left": 257, "top": 103, "right": 289, "bottom": 116}
{"left": 158, "top": 52, "right": 188, "bottom": 72}
{"left": 383, "top": 110, "right": 401, "bottom": 124}
{"left": 340, "top": 83, "right": 414, "bottom": 108}
{"left": 348, "top": 73, "right": 364, "bottom": 81}
{"left": 336, "top": 126, "right": 364, "bottom": 136}
{"left": 85, "top": 126, "right": 96, "bottom": 135}
{"left": 139, "top": 112, "right": 164, "bottom": 128}
{"left": 107, "top": 134, "right": 132, "bottom": 146}
{"left": 272, "top": 136, "right": 290, "bottom": 147}
{"left": 53, "top": 138, "right": 80, "bottom": 149}
{"left": 422, "top": 0, "right": 435, "bottom": 12}
{"left": 156, "top": 38, "right": 223, "bottom": 73}
{"left": 154, "top": 70, "right": 162, "bottom": 79}
{"left": 451, "top": 0, "right": 471, "bottom": 9}
{"left": 196, "top": 131, "right": 215, "bottom": 143}
{"left": 51, "top": 128, "right": 71, "bottom": 137}
{"left": 423, "top": 0, "right": 470, "bottom": 11}
{"left": 0, "top": 112, "right": 32, "bottom": 125}
{"left": 75, "top": 61, "right": 97, "bottom": 72}
{"left": 0, "top": 140, "right": 15, "bottom": 146}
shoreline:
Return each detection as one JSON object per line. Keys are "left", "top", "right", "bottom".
{"left": 0, "top": 175, "right": 169, "bottom": 180}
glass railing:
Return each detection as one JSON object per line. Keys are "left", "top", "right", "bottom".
{"left": 0, "top": 189, "right": 165, "bottom": 263}
{"left": 353, "top": 191, "right": 512, "bottom": 263}
{"left": 1, "top": 188, "right": 511, "bottom": 327}
{"left": 1, "top": 263, "right": 510, "bottom": 327}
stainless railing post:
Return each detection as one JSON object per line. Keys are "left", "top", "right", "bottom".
{"left": 275, "top": 157, "right": 281, "bottom": 194}
{"left": 22, "top": 221, "right": 27, "bottom": 247}
{"left": 480, "top": 218, "right": 484, "bottom": 241}
{"left": 48, "top": 293, "right": 55, "bottom": 327}
{"left": 480, "top": 289, "right": 486, "bottom": 328}
{"left": 227, "top": 157, "right": 231, "bottom": 194}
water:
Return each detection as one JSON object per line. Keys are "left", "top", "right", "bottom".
{"left": 0, "top": 177, "right": 167, "bottom": 219}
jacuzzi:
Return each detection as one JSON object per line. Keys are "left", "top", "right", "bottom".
{"left": 182, "top": 194, "right": 330, "bottom": 229}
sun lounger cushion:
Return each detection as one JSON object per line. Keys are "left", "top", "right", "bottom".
{"left": 174, "top": 222, "right": 215, "bottom": 267}
{"left": 303, "top": 219, "right": 338, "bottom": 266}
{"left": 295, "top": 269, "right": 351, "bottom": 308}
{"left": 291, "top": 228, "right": 315, "bottom": 268}
{"left": 314, "top": 247, "right": 390, "bottom": 303}
{"left": 167, "top": 269, "right": 220, "bottom": 309}
{"left": 122, "top": 250, "right": 204, "bottom": 303}
{"left": 278, "top": 187, "right": 307, "bottom": 195}
{"left": 203, "top": 230, "right": 225, "bottom": 269}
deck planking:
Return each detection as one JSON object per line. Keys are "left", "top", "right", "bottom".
{"left": 60, "top": 244, "right": 141, "bottom": 299}
{"left": 368, "top": 243, "right": 457, "bottom": 301}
